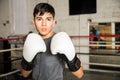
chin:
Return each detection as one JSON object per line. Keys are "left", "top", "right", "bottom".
{"left": 40, "top": 32, "right": 47, "bottom": 36}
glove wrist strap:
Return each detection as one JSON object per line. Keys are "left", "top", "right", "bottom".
{"left": 67, "top": 55, "right": 81, "bottom": 72}
{"left": 58, "top": 54, "right": 81, "bottom": 72}
{"left": 21, "top": 57, "right": 33, "bottom": 71}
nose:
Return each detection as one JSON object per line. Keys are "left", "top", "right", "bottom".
{"left": 42, "top": 20, "right": 46, "bottom": 26}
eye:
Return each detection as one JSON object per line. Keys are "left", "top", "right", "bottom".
{"left": 47, "top": 17, "right": 52, "bottom": 21}
{"left": 35, "top": 17, "right": 42, "bottom": 21}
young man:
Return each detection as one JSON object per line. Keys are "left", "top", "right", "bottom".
{"left": 21, "top": 3, "right": 83, "bottom": 80}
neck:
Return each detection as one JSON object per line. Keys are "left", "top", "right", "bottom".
{"left": 42, "top": 32, "right": 54, "bottom": 39}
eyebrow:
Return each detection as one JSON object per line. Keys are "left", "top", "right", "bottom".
{"left": 35, "top": 16, "right": 53, "bottom": 19}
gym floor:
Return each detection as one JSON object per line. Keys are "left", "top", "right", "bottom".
{"left": 64, "top": 69, "right": 120, "bottom": 80}
{"left": 0, "top": 69, "right": 120, "bottom": 80}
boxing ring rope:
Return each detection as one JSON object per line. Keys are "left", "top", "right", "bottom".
{"left": 0, "top": 37, "right": 24, "bottom": 78}
{"left": 83, "top": 62, "right": 120, "bottom": 67}
{"left": 0, "top": 47, "right": 22, "bottom": 78}
{"left": 71, "top": 34, "right": 120, "bottom": 74}
{"left": 0, "top": 47, "right": 23, "bottom": 53}
{"left": 0, "top": 69, "right": 20, "bottom": 78}
{"left": 0, "top": 38, "right": 24, "bottom": 41}
{"left": 89, "top": 41, "right": 120, "bottom": 43}
{"left": 75, "top": 44, "right": 120, "bottom": 47}
{"left": 70, "top": 34, "right": 120, "bottom": 38}
{"left": 0, "top": 35, "right": 120, "bottom": 78}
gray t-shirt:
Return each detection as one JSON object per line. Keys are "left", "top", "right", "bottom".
{"left": 32, "top": 35, "right": 64, "bottom": 80}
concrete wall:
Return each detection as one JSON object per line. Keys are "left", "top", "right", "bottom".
{"left": 1, "top": 0, "right": 120, "bottom": 36}
{"left": 0, "top": 0, "right": 11, "bottom": 38}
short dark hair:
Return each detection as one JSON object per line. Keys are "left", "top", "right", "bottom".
{"left": 33, "top": 3, "right": 55, "bottom": 18}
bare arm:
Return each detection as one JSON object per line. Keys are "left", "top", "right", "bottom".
{"left": 21, "top": 68, "right": 32, "bottom": 78}
{"left": 72, "top": 66, "right": 84, "bottom": 79}
{"left": 21, "top": 57, "right": 33, "bottom": 78}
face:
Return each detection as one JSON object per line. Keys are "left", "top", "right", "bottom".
{"left": 33, "top": 12, "right": 56, "bottom": 39}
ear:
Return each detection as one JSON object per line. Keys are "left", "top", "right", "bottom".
{"left": 55, "top": 20, "right": 57, "bottom": 24}
{"left": 32, "top": 19, "right": 35, "bottom": 25}
{"left": 53, "top": 20, "right": 56, "bottom": 27}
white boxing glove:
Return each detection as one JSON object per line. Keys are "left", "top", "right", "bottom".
{"left": 51, "top": 32, "right": 81, "bottom": 72}
{"left": 23, "top": 33, "right": 46, "bottom": 62}
{"left": 51, "top": 32, "right": 75, "bottom": 61}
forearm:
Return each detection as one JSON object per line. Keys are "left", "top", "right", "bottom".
{"left": 21, "top": 68, "right": 32, "bottom": 78}
{"left": 63, "top": 54, "right": 84, "bottom": 78}
{"left": 65, "top": 55, "right": 81, "bottom": 72}
{"left": 72, "top": 66, "right": 84, "bottom": 79}
{"left": 21, "top": 57, "right": 33, "bottom": 78}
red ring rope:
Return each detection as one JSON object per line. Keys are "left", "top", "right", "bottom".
{"left": 0, "top": 37, "right": 25, "bottom": 41}
{"left": 0, "top": 34, "right": 120, "bottom": 41}
{"left": 70, "top": 34, "right": 120, "bottom": 38}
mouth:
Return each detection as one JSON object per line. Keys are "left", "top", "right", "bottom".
{"left": 41, "top": 28, "right": 47, "bottom": 32}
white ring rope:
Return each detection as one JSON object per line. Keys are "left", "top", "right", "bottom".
{"left": 0, "top": 62, "right": 120, "bottom": 78}
{"left": 87, "top": 69, "right": 120, "bottom": 74}
{"left": 0, "top": 44, "right": 119, "bottom": 53}
{"left": 0, "top": 47, "right": 23, "bottom": 53}
{"left": 0, "top": 42, "right": 119, "bottom": 53}
{"left": 83, "top": 62, "right": 120, "bottom": 67}
{"left": 75, "top": 44, "right": 120, "bottom": 47}
{"left": 0, "top": 69, "right": 20, "bottom": 78}
{"left": 0, "top": 40, "right": 120, "bottom": 78}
